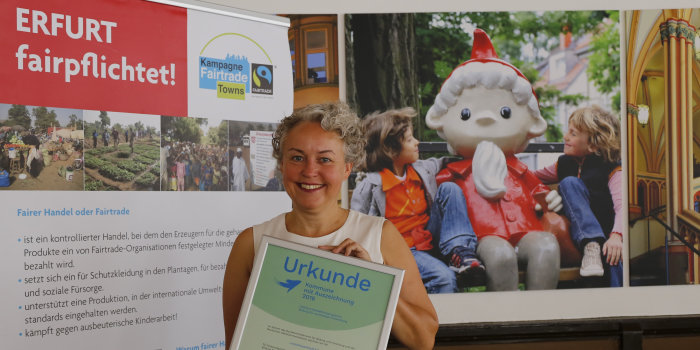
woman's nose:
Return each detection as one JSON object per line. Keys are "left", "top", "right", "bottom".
{"left": 301, "top": 159, "right": 318, "bottom": 175}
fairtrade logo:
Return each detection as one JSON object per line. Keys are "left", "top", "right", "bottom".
{"left": 198, "top": 33, "right": 273, "bottom": 100}
{"left": 251, "top": 63, "right": 273, "bottom": 95}
{"left": 277, "top": 279, "right": 301, "bottom": 292}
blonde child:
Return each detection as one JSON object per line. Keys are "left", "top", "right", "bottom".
{"left": 351, "top": 108, "right": 482, "bottom": 293}
{"left": 534, "top": 105, "right": 623, "bottom": 286}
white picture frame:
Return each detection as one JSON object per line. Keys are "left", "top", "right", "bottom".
{"left": 230, "top": 235, "right": 404, "bottom": 350}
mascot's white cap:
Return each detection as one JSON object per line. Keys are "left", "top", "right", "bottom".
{"left": 427, "top": 29, "right": 541, "bottom": 121}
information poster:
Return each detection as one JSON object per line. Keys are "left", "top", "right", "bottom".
{"left": 249, "top": 130, "right": 275, "bottom": 187}
{"left": 231, "top": 237, "right": 403, "bottom": 350}
{"left": 0, "top": 0, "right": 293, "bottom": 349}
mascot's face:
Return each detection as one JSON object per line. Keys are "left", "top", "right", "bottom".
{"left": 439, "top": 86, "right": 535, "bottom": 158}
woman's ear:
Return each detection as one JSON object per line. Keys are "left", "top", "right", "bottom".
{"left": 344, "top": 162, "right": 353, "bottom": 179}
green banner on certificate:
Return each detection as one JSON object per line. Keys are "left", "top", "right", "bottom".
{"left": 232, "top": 236, "right": 403, "bottom": 350}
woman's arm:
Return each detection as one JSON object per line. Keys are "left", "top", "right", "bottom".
{"left": 380, "top": 221, "right": 438, "bottom": 350}
{"left": 222, "top": 228, "right": 255, "bottom": 349}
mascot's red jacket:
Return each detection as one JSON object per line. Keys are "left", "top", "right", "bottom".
{"left": 436, "top": 156, "right": 550, "bottom": 245}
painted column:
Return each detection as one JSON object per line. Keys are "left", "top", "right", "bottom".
{"left": 627, "top": 102, "right": 640, "bottom": 214}
{"left": 659, "top": 19, "right": 696, "bottom": 231}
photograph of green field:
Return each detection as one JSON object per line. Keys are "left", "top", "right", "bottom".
{"left": 83, "top": 111, "right": 161, "bottom": 191}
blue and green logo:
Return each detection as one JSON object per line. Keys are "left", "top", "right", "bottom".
{"left": 198, "top": 33, "right": 274, "bottom": 100}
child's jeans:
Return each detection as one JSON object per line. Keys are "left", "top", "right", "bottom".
{"left": 558, "top": 176, "right": 622, "bottom": 287}
{"left": 426, "top": 182, "right": 478, "bottom": 258}
{"left": 412, "top": 249, "right": 457, "bottom": 293}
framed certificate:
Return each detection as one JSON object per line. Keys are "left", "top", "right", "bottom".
{"left": 230, "top": 235, "right": 405, "bottom": 350}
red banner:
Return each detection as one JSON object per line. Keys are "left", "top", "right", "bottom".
{"left": 0, "top": 0, "right": 187, "bottom": 116}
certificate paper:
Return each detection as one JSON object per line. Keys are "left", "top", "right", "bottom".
{"left": 230, "top": 236, "right": 404, "bottom": 350}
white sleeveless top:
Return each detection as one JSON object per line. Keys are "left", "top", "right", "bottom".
{"left": 252, "top": 210, "right": 385, "bottom": 264}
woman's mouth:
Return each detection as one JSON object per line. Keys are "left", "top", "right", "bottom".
{"left": 300, "top": 183, "right": 323, "bottom": 190}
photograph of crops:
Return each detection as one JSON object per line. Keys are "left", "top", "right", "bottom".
{"left": 83, "top": 110, "right": 161, "bottom": 191}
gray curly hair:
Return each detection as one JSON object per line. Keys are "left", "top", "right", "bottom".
{"left": 272, "top": 102, "right": 366, "bottom": 167}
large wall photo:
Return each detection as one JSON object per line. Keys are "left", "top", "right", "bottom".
{"left": 347, "top": 10, "right": 623, "bottom": 293}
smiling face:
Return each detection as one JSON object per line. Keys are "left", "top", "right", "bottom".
{"left": 437, "top": 86, "right": 538, "bottom": 158}
{"left": 563, "top": 124, "right": 595, "bottom": 159}
{"left": 280, "top": 121, "right": 352, "bottom": 213}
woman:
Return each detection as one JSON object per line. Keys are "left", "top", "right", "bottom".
{"left": 222, "top": 102, "right": 438, "bottom": 349}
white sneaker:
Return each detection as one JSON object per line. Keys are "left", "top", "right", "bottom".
{"left": 580, "top": 242, "right": 604, "bottom": 277}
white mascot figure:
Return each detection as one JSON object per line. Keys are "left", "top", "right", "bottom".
{"left": 426, "top": 29, "right": 563, "bottom": 291}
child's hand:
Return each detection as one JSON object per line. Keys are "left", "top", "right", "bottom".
{"left": 602, "top": 233, "right": 623, "bottom": 265}
{"left": 319, "top": 239, "right": 371, "bottom": 261}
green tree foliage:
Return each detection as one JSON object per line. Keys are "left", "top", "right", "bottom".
{"left": 145, "top": 126, "right": 158, "bottom": 138}
{"left": 229, "top": 122, "right": 242, "bottom": 145}
{"left": 84, "top": 122, "right": 101, "bottom": 141}
{"left": 32, "top": 106, "right": 59, "bottom": 131}
{"left": 587, "top": 11, "right": 621, "bottom": 112}
{"left": 162, "top": 117, "right": 203, "bottom": 144}
{"left": 99, "top": 111, "right": 110, "bottom": 130}
{"left": 215, "top": 121, "right": 229, "bottom": 147}
{"left": 67, "top": 114, "right": 81, "bottom": 129}
{"left": 7, "top": 104, "right": 31, "bottom": 129}
{"left": 134, "top": 121, "right": 145, "bottom": 136}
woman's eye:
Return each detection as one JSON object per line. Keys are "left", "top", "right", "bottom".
{"left": 460, "top": 108, "right": 471, "bottom": 121}
{"left": 500, "top": 107, "right": 511, "bottom": 119}
{"left": 291, "top": 155, "right": 303, "bottom": 161}
{"left": 320, "top": 157, "right": 331, "bottom": 163}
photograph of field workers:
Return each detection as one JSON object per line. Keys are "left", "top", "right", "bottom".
{"left": 83, "top": 110, "right": 161, "bottom": 191}
{"left": 162, "top": 116, "right": 229, "bottom": 191}
{"left": 228, "top": 120, "right": 282, "bottom": 191}
{"left": 0, "top": 103, "right": 84, "bottom": 191}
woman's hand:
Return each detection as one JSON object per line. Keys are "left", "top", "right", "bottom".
{"left": 380, "top": 221, "right": 438, "bottom": 350}
{"left": 318, "top": 238, "right": 371, "bottom": 261}
{"left": 602, "top": 233, "right": 623, "bottom": 266}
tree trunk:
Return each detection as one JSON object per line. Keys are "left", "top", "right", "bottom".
{"left": 344, "top": 14, "right": 357, "bottom": 112}
{"left": 349, "top": 14, "right": 419, "bottom": 119}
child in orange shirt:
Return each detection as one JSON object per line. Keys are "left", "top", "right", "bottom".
{"left": 351, "top": 108, "right": 482, "bottom": 293}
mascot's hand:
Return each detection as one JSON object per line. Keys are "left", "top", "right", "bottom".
{"left": 535, "top": 190, "right": 563, "bottom": 213}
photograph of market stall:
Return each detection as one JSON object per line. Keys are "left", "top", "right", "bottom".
{"left": 0, "top": 103, "right": 84, "bottom": 191}
{"left": 83, "top": 110, "right": 161, "bottom": 191}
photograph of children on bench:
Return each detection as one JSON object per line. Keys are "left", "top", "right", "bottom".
{"left": 345, "top": 10, "right": 622, "bottom": 292}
